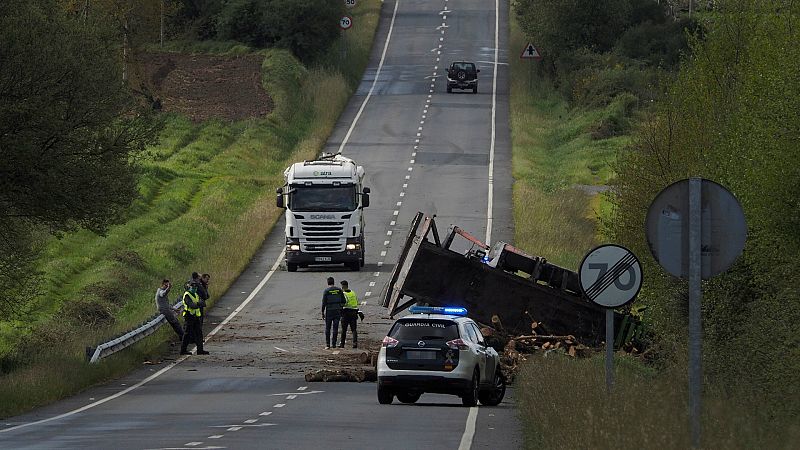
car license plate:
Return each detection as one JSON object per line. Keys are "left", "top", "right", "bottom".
{"left": 406, "top": 350, "right": 437, "bottom": 360}
{"left": 314, "top": 256, "right": 332, "bottom": 262}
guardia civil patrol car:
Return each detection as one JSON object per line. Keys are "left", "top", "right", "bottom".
{"left": 376, "top": 306, "right": 506, "bottom": 406}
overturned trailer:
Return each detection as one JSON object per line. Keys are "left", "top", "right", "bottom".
{"left": 382, "top": 213, "right": 624, "bottom": 344}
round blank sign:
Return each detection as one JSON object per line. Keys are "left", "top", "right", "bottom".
{"left": 645, "top": 178, "right": 747, "bottom": 279}
{"left": 579, "top": 244, "right": 643, "bottom": 308}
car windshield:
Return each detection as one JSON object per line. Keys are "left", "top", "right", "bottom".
{"left": 389, "top": 319, "right": 460, "bottom": 340}
{"left": 452, "top": 63, "right": 476, "bottom": 73}
{"left": 289, "top": 185, "right": 357, "bottom": 212}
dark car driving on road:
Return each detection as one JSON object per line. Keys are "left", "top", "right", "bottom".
{"left": 447, "top": 61, "right": 479, "bottom": 93}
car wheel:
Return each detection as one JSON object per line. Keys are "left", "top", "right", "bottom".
{"left": 397, "top": 391, "right": 422, "bottom": 404}
{"left": 349, "top": 261, "right": 361, "bottom": 271}
{"left": 378, "top": 386, "right": 393, "bottom": 404}
{"left": 472, "top": 86, "right": 478, "bottom": 94}
{"left": 461, "top": 370, "right": 479, "bottom": 407}
{"left": 478, "top": 371, "right": 506, "bottom": 406}
{"left": 447, "top": 86, "right": 452, "bottom": 93}
{"left": 457, "top": 70, "right": 467, "bottom": 81}
{"left": 287, "top": 262, "right": 298, "bottom": 272}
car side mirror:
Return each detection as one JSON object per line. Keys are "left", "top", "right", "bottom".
{"left": 477, "top": 69, "right": 481, "bottom": 73}
{"left": 362, "top": 187, "right": 370, "bottom": 208}
{"left": 276, "top": 187, "right": 284, "bottom": 209}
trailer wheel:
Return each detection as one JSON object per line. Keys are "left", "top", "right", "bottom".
{"left": 287, "top": 262, "right": 298, "bottom": 272}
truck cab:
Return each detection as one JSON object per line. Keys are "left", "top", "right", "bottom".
{"left": 276, "top": 153, "right": 370, "bottom": 272}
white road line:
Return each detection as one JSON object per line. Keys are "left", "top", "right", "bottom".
{"left": 208, "top": 435, "right": 224, "bottom": 439}
{"left": 366, "top": 291, "right": 372, "bottom": 296}
{"left": 297, "top": 386, "right": 308, "bottom": 391}
{"left": 403, "top": 183, "right": 408, "bottom": 187}
{"left": 244, "top": 419, "right": 258, "bottom": 424}
{"left": 405, "top": 175, "right": 411, "bottom": 179}
{"left": 337, "top": 0, "right": 401, "bottom": 154}
{"left": 259, "top": 412, "right": 272, "bottom": 416}
{"left": 286, "top": 394, "right": 297, "bottom": 400}
{"left": 185, "top": 443, "right": 202, "bottom": 447}
{"left": 370, "top": 281, "right": 377, "bottom": 286}
{"left": 274, "top": 404, "right": 286, "bottom": 408}
{"left": 485, "top": 0, "right": 499, "bottom": 246}
{"left": 0, "top": 250, "right": 287, "bottom": 435}
{"left": 384, "top": 240, "right": 390, "bottom": 246}
{"left": 378, "top": 261, "right": 384, "bottom": 266}
{"left": 227, "top": 427, "right": 242, "bottom": 432}
{"left": 274, "top": 346, "right": 288, "bottom": 352}
{"left": 390, "top": 221, "right": 396, "bottom": 226}
{"left": 267, "top": 391, "right": 323, "bottom": 396}
{"left": 458, "top": 407, "right": 479, "bottom": 450}
{"left": 374, "top": 272, "right": 381, "bottom": 277}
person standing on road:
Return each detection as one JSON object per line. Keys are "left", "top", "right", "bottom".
{"left": 339, "top": 280, "right": 359, "bottom": 349}
{"left": 198, "top": 273, "right": 211, "bottom": 325}
{"left": 180, "top": 282, "right": 209, "bottom": 355}
{"left": 322, "top": 277, "right": 345, "bottom": 350}
{"left": 155, "top": 279, "right": 184, "bottom": 340}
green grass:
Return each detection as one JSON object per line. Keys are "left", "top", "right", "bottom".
{"left": 509, "top": 19, "right": 626, "bottom": 269}
{"left": 517, "top": 355, "right": 799, "bottom": 449}
{"left": 0, "top": 0, "right": 383, "bottom": 419}
{"left": 509, "top": 8, "right": 800, "bottom": 449}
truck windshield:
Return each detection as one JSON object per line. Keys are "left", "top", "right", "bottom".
{"left": 289, "top": 185, "right": 357, "bottom": 212}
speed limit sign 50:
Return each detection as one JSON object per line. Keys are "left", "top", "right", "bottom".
{"left": 340, "top": 15, "right": 353, "bottom": 30}
{"left": 344, "top": 0, "right": 357, "bottom": 8}
{"left": 579, "top": 244, "right": 642, "bottom": 308}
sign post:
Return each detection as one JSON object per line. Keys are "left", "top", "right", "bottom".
{"left": 339, "top": 15, "right": 353, "bottom": 59}
{"left": 520, "top": 42, "right": 542, "bottom": 90}
{"left": 646, "top": 178, "right": 747, "bottom": 448}
{"left": 579, "top": 244, "right": 643, "bottom": 393}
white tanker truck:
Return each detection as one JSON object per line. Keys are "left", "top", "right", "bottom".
{"left": 276, "top": 153, "right": 370, "bottom": 272}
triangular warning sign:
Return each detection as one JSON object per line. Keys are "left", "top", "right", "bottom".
{"left": 520, "top": 43, "right": 542, "bottom": 60}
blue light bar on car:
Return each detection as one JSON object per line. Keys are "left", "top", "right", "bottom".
{"left": 409, "top": 306, "right": 468, "bottom": 316}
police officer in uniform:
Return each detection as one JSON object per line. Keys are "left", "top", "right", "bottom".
{"left": 339, "top": 280, "right": 359, "bottom": 349}
{"left": 322, "top": 277, "right": 345, "bottom": 349}
{"left": 180, "top": 282, "right": 209, "bottom": 355}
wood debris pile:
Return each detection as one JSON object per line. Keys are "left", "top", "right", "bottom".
{"left": 481, "top": 315, "right": 596, "bottom": 382}
{"left": 305, "top": 350, "right": 378, "bottom": 382}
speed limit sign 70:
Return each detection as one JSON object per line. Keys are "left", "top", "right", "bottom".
{"left": 340, "top": 15, "right": 353, "bottom": 30}
{"left": 579, "top": 244, "right": 642, "bottom": 308}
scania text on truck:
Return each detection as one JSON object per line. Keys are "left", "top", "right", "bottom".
{"left": 276, "top": 153, "right": 370, "bottom": 272}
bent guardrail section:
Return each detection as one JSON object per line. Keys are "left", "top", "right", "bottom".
{"left": 87, "top": 300, "right": 183, "bottom": 364}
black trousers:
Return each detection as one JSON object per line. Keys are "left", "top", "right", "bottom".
{"left": 181, "top": 314, "right": 204, "bottom": 352}
{"left": 324, "top": 310, "right": 341, "bottom": 347}
{"left": 340, "top": 309, "right": 358, "bottom": 347}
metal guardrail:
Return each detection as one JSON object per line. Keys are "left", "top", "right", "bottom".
{"left": 87, "top": 300, "right": 183, "bottom": 364}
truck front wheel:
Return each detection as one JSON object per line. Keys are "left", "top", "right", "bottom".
{"left": 349, "top": 261, "right": 361, "bottom": 271}
{"left": 287, "top": 262, "right": 298, "bottom": 272}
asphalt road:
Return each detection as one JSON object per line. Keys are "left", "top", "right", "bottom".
{"left": 0, "top": 1, "right": 521, "bottom": 448}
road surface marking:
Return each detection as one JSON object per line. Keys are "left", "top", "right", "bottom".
{"left": 259, "top": 412, "right": 272, "bottom": 416}
{"left": 286, "top": 394, "right": 297, "bottom": 400}
{"left": 485, "top": 0, "right": 499, "bottom": 246}
{"left": 274, "top": 404, "right": 286, "bottom": 408}
{"left": 185, "top": 443, "right": 202, "bottom": 447}
{"left": 458, "top": 407, "right": 479, "bottom": 450}
{"left": 227, "top": 427, "right": 242, "bottom": 432}
{"left": 274, "top": 346, "right": 288, "bottom": 352}
{"left": 390, "top": 220, "right": 396, "bottom": 226}
{"left": 366, "top": 291, "right": 372, "bottom": 296}
{"left": 297, "top": 386, "right": 307, "bottom": 391}
{"left": 244, "top": 419, "right": 258, "bottom": 424}
{"left": 337, "top": 0, "right": 400, "bottom": 154}
{"left": 268, "top": 390, "right": 323, "bottom": 396}
{"left": 208, "top": 435, "right": 224, "bottom": 439}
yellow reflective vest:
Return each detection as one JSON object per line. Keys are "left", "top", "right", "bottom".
{"left": 182, "top": 291, "right": 202, "bottom": 317}
{"left": 343, "top": 290, "right": 358, "bottom": 309}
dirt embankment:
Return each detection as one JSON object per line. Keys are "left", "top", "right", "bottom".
{"left": 132, "top": 52, "right": 273, "bottom": 122}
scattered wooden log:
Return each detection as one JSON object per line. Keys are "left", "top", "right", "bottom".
{"left": 305, "top": 368, "right": 377, "bottom": 382}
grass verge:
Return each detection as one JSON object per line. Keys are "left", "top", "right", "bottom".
{"left": 0, "top": 0, "right": 382, "bottom": 419}
{"left": 509, "top": 8, "right": 799, "bottom": 449}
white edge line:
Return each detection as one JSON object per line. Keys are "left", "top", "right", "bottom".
{"left": 485, "top": 0, "right": 498, "bottom": 246}
{"left": 458, "top": 407, "right": 479, "bottom": 450}
{"left": 337, "top": 0, "right": 400, "bottom": 155}
{"left": 0, "top": 249, "right": 288, "bottom": 435}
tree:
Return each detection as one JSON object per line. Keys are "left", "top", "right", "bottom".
{"left": 0, "top": 0, "right": 161, "bottom": 315}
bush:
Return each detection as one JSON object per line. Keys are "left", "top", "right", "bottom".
{"left": 216, "top": 0, "right": 343, "bottom": 61}
{"left": 615, "top": 18, "right": 697, "bottom": 70}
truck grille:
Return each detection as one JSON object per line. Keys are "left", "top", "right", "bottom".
{"left": 300, "top": 221, "right": 345, "bottom": 252}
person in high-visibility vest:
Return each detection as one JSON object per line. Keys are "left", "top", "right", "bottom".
{"left": 339, "top": 280, "right": 359, "bottom": 349}
{"left": 180, "top": 282, "right": 209, "bottom": 355}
